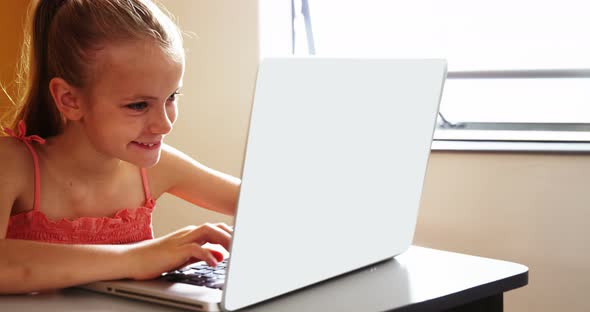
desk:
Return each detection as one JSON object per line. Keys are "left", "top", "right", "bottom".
{"left": 0, "top": 246, "right": 528, "bottom": 312}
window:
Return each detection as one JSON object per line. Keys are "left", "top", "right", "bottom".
{"left": 291, "top": 0, "right": 590, "bottom": 150}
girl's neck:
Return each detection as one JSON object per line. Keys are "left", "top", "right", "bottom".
{"left": 41, "top": 123, "right": 123, "bottom": 182}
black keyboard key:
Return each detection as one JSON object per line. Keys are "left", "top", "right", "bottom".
{"left": 160, "top": 259, "right": 229, "bottom": 289}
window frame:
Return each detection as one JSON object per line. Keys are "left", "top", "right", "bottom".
{"left": 261, "top": 0, "right": 590, "bottom": 152}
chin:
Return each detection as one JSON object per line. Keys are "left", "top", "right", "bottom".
{"left": 123, "top": 152, "right": 161, "bottom": 168}
{"left": 137, "top": 155, "right": 161, "bottom": 168}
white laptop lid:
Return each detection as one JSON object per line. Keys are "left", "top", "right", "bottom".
{"left": 223, "top": 58, "right": 447, "bottom": 311}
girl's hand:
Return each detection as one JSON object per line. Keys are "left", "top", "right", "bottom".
{"left": 126, "top": 223, "right": 233, "bottom": 280}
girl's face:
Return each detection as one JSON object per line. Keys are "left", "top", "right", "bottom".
{"left": 79, "top": 40, "right": 184, "bottom": 167}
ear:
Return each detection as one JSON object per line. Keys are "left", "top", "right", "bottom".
{"left": 48, "top": 77, "right": 84, "bottom": 121}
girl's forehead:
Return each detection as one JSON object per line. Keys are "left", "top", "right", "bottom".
{"left": 91, "top": 41, "right": 184, "bottom": 94}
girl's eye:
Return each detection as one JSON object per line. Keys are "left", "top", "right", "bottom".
{"left": 168, "top": 91, "right": 182, "bottom": 101}
{"left": 126, "top": 102, "right": 148, "bottom": 111}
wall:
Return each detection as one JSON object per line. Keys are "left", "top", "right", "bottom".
{"left": 416, "top": 151, "right": 590, "bottom": 311}
{"left": 0, "top": 0, "right": 31, "bottom": 127}
{"left": 151, "top": 0, "right": 259, "bottom": 236}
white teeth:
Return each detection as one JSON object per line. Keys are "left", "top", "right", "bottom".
{"left": 135, "top": 141, "right": 156, "bottom": 147}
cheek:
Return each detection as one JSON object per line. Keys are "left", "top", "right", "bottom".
{"left": 84, "top": 113, "right": 127, "bottom": 151}
{"left": 87, "top": 106, "right": 134, "bottom": 136}
{"left": 167, "top": 102, "right": 178, "bottom": 124}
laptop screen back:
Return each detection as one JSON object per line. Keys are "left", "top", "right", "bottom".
{"left": 223, "top": 58, "right": 447, "bottom": 311}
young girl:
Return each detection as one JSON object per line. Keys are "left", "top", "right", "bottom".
{"left": 0, "top": 0, "right": 240, "bottom": 294}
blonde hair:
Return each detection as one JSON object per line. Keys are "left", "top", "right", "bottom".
{"left": 1, "top": 0, "right": 183, "bottom": 138}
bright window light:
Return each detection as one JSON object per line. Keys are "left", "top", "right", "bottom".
{"left": 300, "top": 0, "right": 590, "bottom": 125}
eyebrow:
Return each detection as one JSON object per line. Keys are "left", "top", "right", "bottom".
{"left": 123, "top": 95, "right": 158, "bottom": 101}
{"left": 122, "top": 88, "right": 182, "bottom": 102}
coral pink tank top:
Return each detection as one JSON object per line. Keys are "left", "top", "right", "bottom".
{"left": 4, "top": 121, "right": 155, "bottom": 244}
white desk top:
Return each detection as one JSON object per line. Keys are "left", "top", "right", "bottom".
{"left": 0, "top": 246, "right": 528, "bottom": 312}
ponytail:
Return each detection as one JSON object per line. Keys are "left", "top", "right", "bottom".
{"left": 13, "top": 0, "right": 67, "bottom": 138}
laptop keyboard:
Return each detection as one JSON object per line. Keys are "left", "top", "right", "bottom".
{"left": 160, "top": 259, "right": 228, "bottom": 290}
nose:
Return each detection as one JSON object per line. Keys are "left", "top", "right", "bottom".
{"left": 149, "top": 106, "right": 173, "bottom": 135}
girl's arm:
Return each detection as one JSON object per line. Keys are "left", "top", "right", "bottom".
{"left": 152, "top": 144, "right": 241, "bottom": 216}
{"left": 0, "top": 239, "right": 130, "bottom": 294}
{"left": 0, "top": 224, "right": 231, "bottom": 294}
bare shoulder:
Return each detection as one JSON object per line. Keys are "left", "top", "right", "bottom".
{"left": 0, "top": 137, "right": 31, "bottom": 187}
{"left": 144, "top": 143, "right": 196, "bottom": 198}
{"left": 161, "top": 143, "right": 190, "bottom": 161}
{"left": 152, "top": 143, "right": 193, "bottom": 172}
{"left": 0, "top": 137, "right": 31, "bottom": 218}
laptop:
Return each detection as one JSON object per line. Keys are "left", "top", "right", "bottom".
{"left": 79, "top": 57, "right": 447, "bottom": 311}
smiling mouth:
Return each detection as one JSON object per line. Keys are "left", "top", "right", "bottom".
{"left": 131, "top": 141, "right": 161, "bottom": 149}
{"left": 133, "top": 141, "right": 157, "bottom": 147}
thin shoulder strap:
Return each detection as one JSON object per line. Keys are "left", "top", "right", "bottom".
{"left": 3, "top": 121, "right": 46, "bottom": 212}
{"left": 140, "top": 167, "right": 155, "bottom": 207}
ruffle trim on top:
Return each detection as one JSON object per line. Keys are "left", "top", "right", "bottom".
{"left": 6, "top": 204, "right": 155, "bottom": 244}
